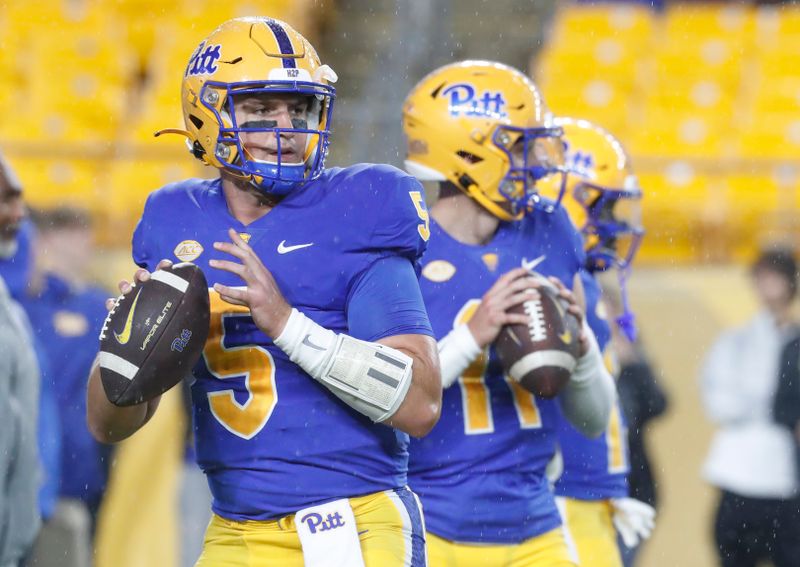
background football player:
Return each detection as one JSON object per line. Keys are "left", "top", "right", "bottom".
{"left": 86, "top": 17, "right": 441, "bottom": 567}
{"left": 402, "top": 61, "right": 616, "bottom": 567}
{"left": 538, "top": 118, "right": 655, "bottom": 567}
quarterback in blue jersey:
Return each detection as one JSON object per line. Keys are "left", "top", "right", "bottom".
{"left": 538, "top": 118, "right": 654, "bottom": 567}
{"left": 87, "top": 18, "right": 440, "bottom": 567}
{"left": 401, "top": 61, "right": 616, "bottom": 567}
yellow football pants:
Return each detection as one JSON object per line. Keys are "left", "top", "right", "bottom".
{"left": 195, "top": 487, "right": 426, "bottom": 567}
{"left": 426, "top": 527, "right": 576, "bottom": 567}
{"left": 556, "top": 497, "right": 623, "bottom": 567}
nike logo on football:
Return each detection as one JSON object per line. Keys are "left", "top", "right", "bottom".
{"left": 302, "top": 334, "right": 325, "bottom": 351}
{"left": 521, "top": 255, "right": 546, "bottom": 273}
{"left": 114, "top": 289, "right": 142, "bottom": 345}
{"left": 277, "top": 240, "right": 314, "bottom": 254}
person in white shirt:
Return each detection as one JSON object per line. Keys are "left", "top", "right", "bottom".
{"left": 701, "top": 247, "right": 800, "bottom": 567}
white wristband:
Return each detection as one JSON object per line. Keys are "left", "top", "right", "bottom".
{"left": 274, "top": 308, "right": 413, "bottom": 422}
{"left": 437, "top": 324, "right": 482, "bottom": 389}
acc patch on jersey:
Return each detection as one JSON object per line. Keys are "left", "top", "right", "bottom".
{"left": 174, "top": 240, "right": 204, "bottom": 262}
{"left": 422, "top": 260, "right": 456, "bottom": 282}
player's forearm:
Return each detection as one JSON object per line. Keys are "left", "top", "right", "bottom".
{"left": 86, "top": 360, "right": 160, "bottom": 444}
{"left": 559, "top": 323, "right": 615, "bottom": 438}
{"left": 381, "top": 335, "right": 442, "bottom": 438}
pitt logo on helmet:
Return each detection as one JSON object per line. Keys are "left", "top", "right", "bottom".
{"left": 185, "top": 42, "right": 222, "bottom": 77}
{"left": 442, "top": 83, "right": 508, "bottom": 119}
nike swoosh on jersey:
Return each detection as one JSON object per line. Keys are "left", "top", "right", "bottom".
{"left": 521, "top": 255, "right": 546, "bottom": 273}
{"left": 277, "top": 240, "right": 314, "bottom": 254}
{"left": 114, "top": 289, "right": 142, "bottom": 345}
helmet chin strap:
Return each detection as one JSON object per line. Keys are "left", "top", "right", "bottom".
{"left": 615, "top": 266, "right": 638, "bottom": 343}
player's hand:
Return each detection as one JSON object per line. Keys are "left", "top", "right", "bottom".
{"left": 547, "top": 276, "right": 589, "bottom": 357}
{"left": 210, "top": 228, "right": 292, "bottom": 338}
{"left": 468, "top": 267, "right": 540, "bottom": 348}
{"left": 611, "top": 497, "right": 656, "bottom": 549}
{"left": 105, "top": 259, "right": 174, "bottom": 311}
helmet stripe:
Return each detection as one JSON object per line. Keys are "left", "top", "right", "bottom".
{"left": 265, "top": 19, "right": 297, "bottom": 69}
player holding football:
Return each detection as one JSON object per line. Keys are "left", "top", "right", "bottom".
{"left": 401, "top": 61, "right": 616, "bottom": 567}
{"left": 87, "top": 17, "right": 441, "bottom": 567}
{"left": 540, "top": 118, "right": 655, "bottom": 567}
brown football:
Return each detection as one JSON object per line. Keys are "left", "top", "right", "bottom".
{"left": 494, "top": 275, "right": 582, "bottom": 398}
{"left": 98, "top": 263, "right": 210, "bottom": 406}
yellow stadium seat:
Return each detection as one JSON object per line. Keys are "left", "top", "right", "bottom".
{"left": 536, "top": 46, "right": 641, "bottom": 90}
{"left": 0, "top": 112, "right": 117, "bottom": 144}
{"left": 737, "top": 115, "right": 800, "bottom": 160}
{"left": 629, "top": 110, "right": 732, "bottom": 159}
{"left": 664, "top": 4, "right": 755, "bottom": 43}
{"left": 637, "top": 168, "right": 719, "bottom": 263}
{"left": 751, "top": 77, "right": 800, "bottom": 115}
{"left": 755, "top": 5, "right": 800, "bottom": 41}
{"left": 551, "top": 4, "right": 655, "bottom": 48}
{"left": 651, "top": 42, "right": 744, "bottom": 87}
{"left": 7, "top": 156, "right": 106, "bottom": 211}
{"left": 543, "top": 82, "right": 632, "bottom": 135}
{"left": 643, "top": 81, "right": 735, "bottom": 120}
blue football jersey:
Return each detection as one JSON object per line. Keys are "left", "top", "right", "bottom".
{"left": 554, "top": 270, "right": 629, "bottom": 500}
{"left": 408, "top": 207, "right": 584, "bottom": 544}
{"left": 132, "top": 164, "right": 433, "bottom": 521}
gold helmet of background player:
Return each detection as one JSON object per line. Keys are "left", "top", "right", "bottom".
{"left": 538, "top": 117, "right": 644, "bottom": 272}
{"left": 165, "top": 17, "right": 338, "bottom": 197}
{"left": 402, "top": 61, "right": 565, "bottom": 221}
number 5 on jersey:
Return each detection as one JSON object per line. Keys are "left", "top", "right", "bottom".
{"left": 409, "top": 190, "right": 430, "bottom": 241}
{"left": 203, "top": 290, "right": 278, "bottom": 440}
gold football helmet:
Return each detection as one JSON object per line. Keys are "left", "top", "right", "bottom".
{"left": 162, "top": 17, "right": 337, "bottom": 196}
{"left": 402, "top": 61, "right": 565, "bottom": 221}
{"left": 539, "top": 118, "right": 644, "bottom": 272}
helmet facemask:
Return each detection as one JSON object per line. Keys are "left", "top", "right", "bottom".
{"left": 573, "top": 180, "right": 644, "bottom": 273}
{"left": 492, "top": 124, "right": 567, "bottom": 215}
{"left": 200, "top": 77, "right": 335, "bottom": 197}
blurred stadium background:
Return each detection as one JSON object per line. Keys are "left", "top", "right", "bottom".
{"left": 1, "top": 0, "right": 797, "bottom": 566}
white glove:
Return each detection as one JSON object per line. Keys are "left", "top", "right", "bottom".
{"left": 611, "top": 498, "right": 656, "bottom": 549}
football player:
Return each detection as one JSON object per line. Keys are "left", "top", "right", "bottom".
{"left": 401, "top": 61, "right": 616, "bottom": 567}
{"left": 86, "top": 17, "right": 441, "bottom": 567}
{"left": 539, "top": 118, "right": 654, "bottom": 567}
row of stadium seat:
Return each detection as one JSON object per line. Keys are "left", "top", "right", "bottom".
{"left": 535, "top": 3, "right": 800, "bottom": 261}
{"left": 0, "top": 0, "right": 321, "bottom": 243}
{"left": 535, "top": 4, "right": 800, "bottom": 163}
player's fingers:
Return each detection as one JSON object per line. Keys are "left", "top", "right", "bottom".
{"left": 213, "top": 283, "right": 249, "bottom": 305}
{"left": 134, "top": 268, "right": 151, "bottom": 284}
{"left": 566, "top": 304, "right": 584, "bottom": 322}
{"left": 213, "top": 240, "right": 248, "bottom": 261}
{"left": 501, "top": 289, "right": 538, "bottom": 311}
{"left": 105, "top": 298, "right": 116, "bottom": 311}
{"left": 491, "top": 267, "right": 530, "bottom": 291}
{"left": 155, "top": 259, "right": 173, "bottom": 271}
{"left": 229, "top": 228, "right": 254, "bottom": 253}
{"left": 209, "top": 258, "right": 247, "bottom": 279}
{"left": 489, "top": 275, "right": 538, "bottom": 301}
{"left": 503, "top": 313, "right": 531, "bottom": 326}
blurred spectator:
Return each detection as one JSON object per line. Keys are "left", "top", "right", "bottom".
{"left": 0, "top": 218, "right": 34, "bottom": 299}
{"left": 614, "top": 333, "right": 668, "bottom": 567}
{"left": 701, "top": 247, "right": 800, "bottom": 567}
{"left": 0, "top": 153, "right": 42, "bottom": 567}
{"left": 19, "top": 207, "right": 112, "bottom": 567}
